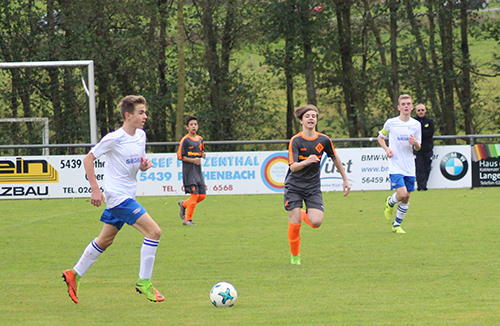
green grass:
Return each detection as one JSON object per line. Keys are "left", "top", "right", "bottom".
{"left": 1, "top": 188, "right": 500, "bottom": 325}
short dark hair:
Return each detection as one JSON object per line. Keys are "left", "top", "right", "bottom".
{"left": 186, "top": 115, "right": 198, "bottom": 126}
{"left": 294, "top": 104, "right": 319, "bottom": 120}
{"left": 119, "top": 95, "right": 146, "bottom": 119}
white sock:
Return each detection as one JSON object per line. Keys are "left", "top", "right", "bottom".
{"left": 73, "top": 239, "right": 104, "bottom": 277}
{"left": 139, "top": 238, "right": 159, "bottom": 280}
{"left": 394, "top": 202, "right": 409, "bottom": 226}
{"left": 389, "top": 193, "right": 399, "bottom": 207}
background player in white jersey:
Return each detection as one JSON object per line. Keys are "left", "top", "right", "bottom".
{"left": 63, "top": 95, "right": 165, "bottom": 303}
{"left": 377, "top": 94, "right": 422, "bottom": 234}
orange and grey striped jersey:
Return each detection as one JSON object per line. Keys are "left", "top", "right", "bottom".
{"left": 177, "top": 134, "right": 206, "bottom": 187}
{"left": 285, "top": 131, "right": 337, "bottom": 191}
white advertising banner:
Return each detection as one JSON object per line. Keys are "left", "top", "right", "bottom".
{"left": 0, "top": 145, "right": 471, "bottom": 199}
{"left": 337, "top": 145, "right": 472, "bottom": 191}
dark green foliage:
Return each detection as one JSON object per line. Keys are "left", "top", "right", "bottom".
{"left": 1, "top": 0, "right": 500, "bottom": 153}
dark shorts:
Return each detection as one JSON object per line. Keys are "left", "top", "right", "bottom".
{"left": 100, "top": 198, "right": 147, "bottom": 230}
{"left": 284, "top": 187, "right": 324, "bottom": 212}
{"left": 390, "top": 174, "right": 415, "bottom": 192}
{"left": 184, "top": 184, "right": 207, "bottom": 195}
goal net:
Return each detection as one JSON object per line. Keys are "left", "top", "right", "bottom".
{"left": 0, "top": 60, "right": 96, "bottom": 156}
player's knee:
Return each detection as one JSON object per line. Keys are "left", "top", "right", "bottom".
{"left": 97, "top": 237, "right": 114, "bottom": 250}
{"left": 150, "top": 226, "right": 162, "bottom": 240}
{"left": 309, "top": 216, "right": 323, "bottom": 228}
{"left": 311, "top": 220, "right": 322, "bottom": 228}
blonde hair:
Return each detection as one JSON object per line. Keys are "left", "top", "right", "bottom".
{"left": 398, "top": 94, "right": 412, "bottom": 105}
{"left": 294, "top": 104, "right": 319, "bottom": 120}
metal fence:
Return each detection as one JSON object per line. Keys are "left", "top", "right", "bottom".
{"left": 1, "top": 134, "right": 500, "bottom": 156}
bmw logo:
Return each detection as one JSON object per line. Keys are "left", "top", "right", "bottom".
{"left": 440, "top": 152, "right": 468, "bottom": 181}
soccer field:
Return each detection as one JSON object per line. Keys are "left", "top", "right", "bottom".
{"left": 1, "top": 188, "right": 499, "bottom": 325}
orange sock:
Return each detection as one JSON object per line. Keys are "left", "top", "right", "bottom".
{"left": 288, "top": 222, "right": 301, "bottom": 256}
{"left": 196, "top": 194, "right": 206, "bottom": 203}
{"left": 301, "top": 210, "right": 319, "bottom": 228}
{"left": 185, "top": 194, "right": 199, "bottom": 221}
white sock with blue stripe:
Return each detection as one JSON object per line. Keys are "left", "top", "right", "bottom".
{"left": 139, "top": 238, "right": 160, "bottom": 280}
{"left": 393, "top": 202, "right": 409, "bottom": 227}
{"left": 388, "top": 193, "right": 399, "bottom": 207}
{"left": 74, "top": 239, "right": 105, "bottom": 277}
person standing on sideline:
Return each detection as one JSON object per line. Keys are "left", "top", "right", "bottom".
{"left": 285, "top": 104, "right": 351, "bottom": 265}
{"left": 414, "top": 104, "right": 435, "bottom": 191}
{"left": 177, "top": 115, "right": 206, "bottom": 226}
{"left": 378, "top": 94, "right": 422, "bottom": 234}
{"left": 62, "top": 95, "right": 165, "bottom": 303}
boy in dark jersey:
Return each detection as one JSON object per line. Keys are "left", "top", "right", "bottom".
{"left": 177, "top": 116, "right": 206, "bottom": 225}
{"left": 285, "top": 105, "right": 351, "bottom": 265}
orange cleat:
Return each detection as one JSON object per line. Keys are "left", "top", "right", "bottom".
{"left": 62, "top": 269, "right": 79, "bottom": 304}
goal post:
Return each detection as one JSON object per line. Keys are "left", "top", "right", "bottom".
{"left": 0, "top": 118, "right": 50, "bottom": 155}
{"left": 0, "top": 60, "right": 97, "bottom": 144}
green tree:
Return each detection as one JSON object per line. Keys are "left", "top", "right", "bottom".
{"left": 438, "top": 0, "right": 457, "bottom": 138}
{"left": 176, "top": 0, "right": 186, "bottom": 141}
{"left": 259, "top": 0, "right": 301, "bottom": 138}
{"left": 0, "top": 0, "right": 46, "bottom": 154}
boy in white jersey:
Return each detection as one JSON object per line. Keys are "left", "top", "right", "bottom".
{"left": 62, "top": 95, "right": 165, "bottom": 303}
{"left": 377, "top": 94, "right": 422, "bottom": 234}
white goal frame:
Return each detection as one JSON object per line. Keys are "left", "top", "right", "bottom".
{"left": 0, "top": 60, "right": 97, "bottom": 144}
{"left": 0, "top": 117, "right": 50, "bottom": 155}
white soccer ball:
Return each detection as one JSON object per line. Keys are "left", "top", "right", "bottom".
{"left": 210, "top": 281, "right": 237, "bottom": 307}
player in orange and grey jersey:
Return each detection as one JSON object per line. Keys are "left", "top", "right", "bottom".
{"left": 285, "top": 132, "right": 337, "bottom": 192}
{"left": 177, "top": 115, "right": 206, "bottom": 226}
{"left": 285, "top": 104, "right": 351, "bottom": 265}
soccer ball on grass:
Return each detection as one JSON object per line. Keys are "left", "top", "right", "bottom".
{"left": 210, "top": 281, "right": 237, "bottom": 307}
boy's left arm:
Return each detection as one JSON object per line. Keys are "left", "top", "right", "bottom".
{"left": 326, "top": 139, "right": 351, "bottom": 196}
{"left": 410, "top": 124, "right": 422, "bottom": 151}
{"left": 409, "top": 135, "right": 421, "bottom": 151}
{"left": 331, "top": 155, "right": 351, "bottom": 197}
{"left": 140, "top": 157, "right": 152, "bottom": 171}
{"left": 201, "top": 140, "right": 206, "bottom": 158}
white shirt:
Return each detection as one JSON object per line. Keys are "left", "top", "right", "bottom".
{"left": 379, "top": 117, "right": 422, "bottom": 176}
{"left": 90, "top": 127, "right": 146, "bottom": 208}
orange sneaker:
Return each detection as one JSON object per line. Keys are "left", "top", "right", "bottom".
{"left": 135, "top": 279, "right": 165, "bottom": 302}
{"left": 62, "top": 269, "right": 79, "bottom": 304}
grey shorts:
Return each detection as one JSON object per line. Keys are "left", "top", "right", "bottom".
{"left": 284, "top": 187, "right": 324, "bottom": 212}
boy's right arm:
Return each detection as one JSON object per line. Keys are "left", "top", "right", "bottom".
{"left": 377, "top": 134, "right": 393, "bottom": 158}
{"left": 182, "top": 156, "right": 202, "bottom": 165}
{"left": 288, "top": 138, "right": 319, "bottom": 173}
{"left": 289, "top": 155, "right": 319, "bottom": 173}
{"left": 83, "top": 152, "right": 105, "bottom": 207}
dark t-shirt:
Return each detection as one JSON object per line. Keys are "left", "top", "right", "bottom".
{"left": 415, "top": 116, "right": 435, "bottom": 152}
{"left": 284, "top": 131, "right": 337, "bottom": 192}
{"left": 177, "top": 134, "right": 206, "bottom": 187}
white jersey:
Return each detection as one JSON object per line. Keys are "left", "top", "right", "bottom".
{"left": 379, "top": 117, "right": 421, "bottom": 176}
{"left": 90, "top": 127, "right": 146, "bottom": 208}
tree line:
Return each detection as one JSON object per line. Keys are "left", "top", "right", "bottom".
{"left": 1, "top": 0, "right": 500, "bottom": 154}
